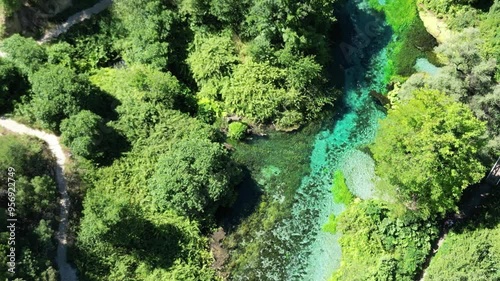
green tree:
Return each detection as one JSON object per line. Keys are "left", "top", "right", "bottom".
{"left": 0, "top": 59, "right": 27, "bottom": 113}
{"left": 46, "top": 42, "right": 75, "bottom": 69}
{"left": 113, "top": 0, "right": 177, "bottom": 69}
{"left": 91, "top": 65, "right": 191, "bottom": 142}
{"left": 16, "top": 175, "right": 57, "bottom": 220}
{"left": 332, "top": 200, "right": 438, "bottom": 281}
{"left": 187, "top": 32, "right": 238, "bottom": 84}
{"left": 77, "top": 187, "right": 218, "bottom": 280}
{"left": 24, "top": 65, "right": 89, "bottom": 131}
{"left": 149, "top": 138, "right": 235, "bottom": 218}
{"left": 0, "top": 135, "right": 53, "bottom": 182}
{"left": 227, "top": 121, "right": 248, "bottom": 140}
{"left": 0, "top": 34, "right": 47, "bottom": 75}
{"left": 60, "top": 110, "right": 105, "bottom": 160}
{"left": 432, "top": 28, "right": 496, "bottom": 98}
{"left": 425, "top": 187, "right": 500, "bottom": 281}
{"left": 371, "top": 89, "right": 486, "bottom": 217}
{"left": 480, "top": 0, "right": 500, "bottom": 76}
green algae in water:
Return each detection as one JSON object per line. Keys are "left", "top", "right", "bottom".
{"left": 258, "top": 165, "right": 282, "bottom": 187}
{"left": 227, "top": 0, "right": 393, "bottom": 279}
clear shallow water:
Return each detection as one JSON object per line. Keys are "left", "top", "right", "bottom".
{"left": 414, "top": 57, "right": 440, "bottom": 76}
{"left": 229, "top": 0, "right": 393, "bottom": 279}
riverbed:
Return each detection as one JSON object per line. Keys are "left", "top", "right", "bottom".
{"left": 225, "top": 0, "right": 394, "bottom": 279}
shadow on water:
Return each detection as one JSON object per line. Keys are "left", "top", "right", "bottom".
{"left": 328, "top": 0, "right": 393, "bottom": 123}
{"left": 216, "top": 167, "right": 263, "bottom": 230}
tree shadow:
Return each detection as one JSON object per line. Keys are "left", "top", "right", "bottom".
{"left": 451, "top": 179, "right": 500, "bottom": 233}
{"left": 105, "top": 212, "right": 185, "bottom": 269}
{"left": 82, "top": 84, "right": 130, "bottom": 165}
{"left": 215, "top": 167, "right": 263, "bottom": 231}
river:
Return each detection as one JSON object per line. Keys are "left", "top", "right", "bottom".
{"left": 227, "top": 0, "right": 393, "bottom": 280}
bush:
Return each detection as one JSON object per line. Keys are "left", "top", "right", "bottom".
{"left": 60, "top": 110, "right": 104, "bottom": 160}
{"left": 228, "top": 121, "right": 248, "bottom": 140}
{"left": 331, "top": 200, "right": 438, "bottom": 281}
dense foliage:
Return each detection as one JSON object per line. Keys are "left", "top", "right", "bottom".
{"left": 372, "top": 89, "right": 486, "bottom": 217}
{"left": 425, "top": 188, "right": 500, "bottom": 280}
{"left": 0, "top": 135, "right": 58, "bottom": 281}
{"left": 1, "top": 0, "right": 498, "bottom": 280}
{"left": 0, "top": 59, "right": 27, "bottom": 113}
{"left": 394, "top": 27, "right": 499, "bottom": 165}
{"left": 331, "top": 200, "right": 438, "bottom": 280}
{"left": 227, "top": 122, "right": 248, "bottom": 140}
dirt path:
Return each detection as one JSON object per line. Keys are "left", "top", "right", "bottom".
{"left": 0, "top": 2, "right": 113, "bottom": 281}
{"left": 0, "top": 118, "right": 77, "bottom": 281}
{"left": 37, "top": 0, "right": 112, "bottom": 44}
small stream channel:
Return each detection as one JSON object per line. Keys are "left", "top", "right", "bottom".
{"left": 224, "top": 0, "right": 395, "bottom": 279}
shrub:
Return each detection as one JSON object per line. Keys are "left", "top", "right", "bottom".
{"left": 228, "top": 122, "right": 248, "bottom": 140}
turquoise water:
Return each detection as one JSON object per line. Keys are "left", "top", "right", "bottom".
{"left": 229, "top": 0, "right": 393, "bottom": 279}
{"left": 414, "top": 58, "right": 440, "bottom": 76}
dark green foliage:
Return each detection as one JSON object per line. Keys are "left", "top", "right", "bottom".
{"left": 113, "top": 0, "right": 177, "bottom": 69}
{"left": 0, "top": 0, "right": 21, "bottom": 15}
{"left": 425, "top": 187, "right": 500, "bottom": 280}
{"left": 16, "top": 175, "right": 57, "bottom": 222}
{"left": 372, "top": 89, "right": 486, "bottom": 217}
{"left": 242, "top": 0, "right": 335, "bottom": 63}
{"left": 0, "top": 135, "right": 53, "bottom": 182}
{"left": 91, "top": 65, "right": 192, "bottom": 142}
{"left": 480, "top": 0, "right": 500, "bottom": 72}
{"left": 221, "top": 59, "right": 332, "bottom": 128}
{"left": 427, "top": 227, "right": 500, "bottom": 280}
{"left": 0, "top": 34, "right": 47, "bottom": 75}
{"left": 0, "top": 59, "right": 27, "bottom": 113}
{"left": 72, "top": 97, "right": 236, "bottom": 279}
{"left": 21, "top": 65, "right": 91, "bottom": 131}
{"left": 331, "top": 200, "right": 438, "bottom": 281}
{"left": 187, "top": 32, "right": 238, "bottom": 84}
{"left": 76, "top": 189, "right": 218, "bottom": 280}
{"left": 60, "top": 110, "right": 105, "bottom": 160}
{"left": 150, "top": 138, "right": 235, "bottom": 219}
{"left": 0, "top": 135, "right": 58, "bottom": 281}
{"left": 55, "top": 11, "right": 120, "bottom": 73}
{"left": 46, "top": 42, "right": 76, "bottom": 69}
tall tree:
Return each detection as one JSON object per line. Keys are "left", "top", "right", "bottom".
{"left": 0, "top": 34, "right": 47, "bottom": 75}
{"left": 149, "top": 138, "right": 235, "bottom": 219}
{"left": 113, "top": 0, "right": 177, "bottom": 69}
{"left": 60, "top": 110, "right": 105, "bottom": 160}
{"left": 26, "top": 65, "right": 89, "bottom": 131}
{"left": 371, "top": 89, "right": 486, "bottom": 217}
